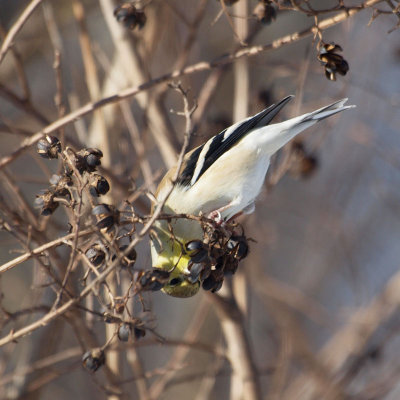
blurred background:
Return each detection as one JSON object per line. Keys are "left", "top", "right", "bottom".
{"left": 0, "top": 0, "right": 400, "bottom": 399}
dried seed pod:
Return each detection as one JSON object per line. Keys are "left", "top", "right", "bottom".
{"left": 135, "top": 268, "right": 170, "bottom": 291}
{"left": 51, "top": 174, "right": 73, "bottom": 198}
{"left": 214, "top": 256, "right": 225, "bottom": 271}
{"left": 191, "top": 249, "right": 210, "bottom": 264}
{"left": 118, "top": 323, "right": 131, "bottom": 342}
{"left": 85, "top": 243, "right": 106, "bottom": 266}
{"left": 34, "top": 189, "right": 59, "bottom": 216}
{"left": 211, "top": 263, "right": 225, "bottom": 280}
{"left": 223, "top": 257, "right": 239, "bottom": 275}
{"left": 37, "top": 135, "right": 61, "bottom": 159}
{"left": 85, "top": 148, "right": 103, "bottom": 169}
{"left": 115, "top": 245, "right": 137, "bottom": 268}
{"left": 75, "top": 148, "right": 103, "bottom": 173}
{"left": 89, "top": 174, "right": 110, "bottom": 197}
{"left": 212, "top": 280, "right": 223, "bottom": 293}
{"left": 227, "top": 235, "right": 249, "bottom": 260}
{"left": 114, "top": 3, "right": 146, "bottom": 30}
{"left": 186, "top": 262, "right": 204, "bottom": 283}
{"left": 52, "top": 175, "right": 73, "bottom": 200}
{"left": 133, "top": 326, "right": 146, "bottom": 340}
{"left": 92, "top": 204, "right": 119, "bottom": 230}
{"left": 49, "top": 174, "right": 62, "bottom": 185}
{"left": 114, "top": 297, "right": 125, "bottom": 314}
{"left": 199, "top": 266, "right": 211, "bottom": 281}
{"left": 103, "top": 312, "right": 120, "bottom": 324}
{"left": 318, "top": 42, "right": 349, "bottom": 81}
{"left": 185, "top": 240, "right": 204, "bottom": 254}
{"left": 82, "top": 348, "right": 105, "bottom": 372}
{"left": 253, "top": 1, "right": 277, "bottom": 25}
{"left": 202, "top": 274, "right": 223, "bottom": 292}
{"left": 185, "top": 240, "right": 209, "bottom": 263}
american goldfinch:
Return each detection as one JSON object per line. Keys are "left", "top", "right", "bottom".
{"left": 151, "top": 95, "right": 355, "bottom": 298}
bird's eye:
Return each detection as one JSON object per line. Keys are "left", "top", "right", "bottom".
{"left": 169, "top": 277, "right": 183, "bottom": 286}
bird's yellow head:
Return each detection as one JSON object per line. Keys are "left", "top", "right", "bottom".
{"left": 150, "top": 235, "right": 202, "bottom": 298}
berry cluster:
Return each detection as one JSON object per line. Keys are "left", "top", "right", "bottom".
{"left": 183, "top": 229, "right": 249, "bottom": 293}
{"left": 35, "top": 135, "right": 108, "bottom": 216}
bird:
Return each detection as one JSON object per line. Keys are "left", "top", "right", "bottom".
{"left": 150, "top": 95, "right": 355, "bottom": 298}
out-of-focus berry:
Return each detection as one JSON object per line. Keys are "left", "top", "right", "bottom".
{"left": 114, "top": 297, "right": 125, "bottom": 314}
{"left": 118, "top": 323, "right": 131, "bottom": 342}
{"left": 114, "top": 3, "right": 147, "bottom": 30}
{"left": 82, "top": 348, "right": 105, "bottom": 372}
{"left": 37, "top": 135, "right": 61, "bottom": 159}
{"left": 133, "top": 326, "right": 146, "bottom": 340}
{"left": 253, "top": 1, "right": 277, "bottom": 25}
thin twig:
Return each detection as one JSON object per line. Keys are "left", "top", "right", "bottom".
{"left": 0, "top": 228, "right": 94, "bottom": 274}
{"left": 0, "top": 0, "right": 44, "bottom": 64}
{"left": 0, "top": 22, "right": 30, "bottom": 99}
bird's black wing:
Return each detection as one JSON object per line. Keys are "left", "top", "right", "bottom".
{"left": 177, "top": 95, "right": 293, "bottom": 187}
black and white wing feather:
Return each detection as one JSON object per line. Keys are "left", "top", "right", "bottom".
{"left": 177, "top": 95, "right": 293, "bottom": 187}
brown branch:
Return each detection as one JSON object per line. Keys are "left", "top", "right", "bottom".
{"left": 211, "top": 284, "right": 263, "bottom": 400}
{"left": 0, "top": 228, "right": 94, "bottom": 275}
{"left": 0, "top": 0, "right": 382, "bottom": 171}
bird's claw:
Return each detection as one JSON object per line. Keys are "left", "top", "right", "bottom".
{"left": 208, "top": 210, "right": 224, "bottom": 225}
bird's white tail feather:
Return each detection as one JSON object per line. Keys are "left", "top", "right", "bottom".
{"left": 258, "top": 98, "right": 355, "bottom": 155}
{"left": 305, "top": 98, "right": 356, "bottom": 122}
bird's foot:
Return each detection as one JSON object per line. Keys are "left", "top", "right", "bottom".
{"left": 207, "top": 210, "right": 223, "bottom": 225}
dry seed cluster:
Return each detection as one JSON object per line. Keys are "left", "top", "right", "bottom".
{"left": 318, "top": 42, "right": 349, "bottom": 81}
{"left": 182, "top": 228, "right": 250, "bottom": 293}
